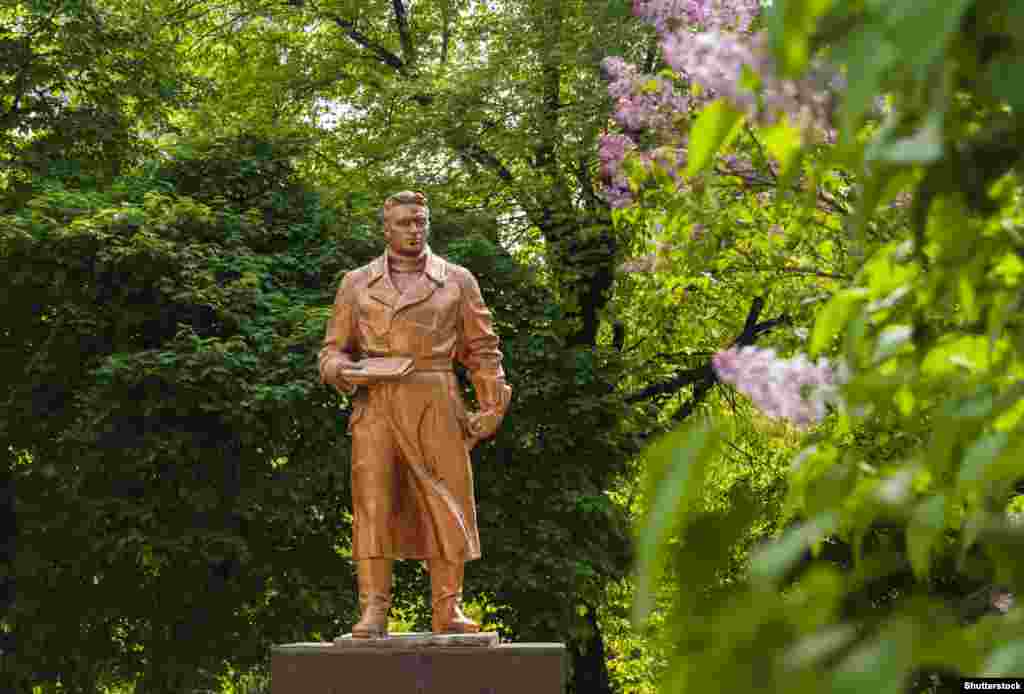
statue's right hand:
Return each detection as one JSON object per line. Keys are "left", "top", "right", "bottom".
{"left": 335, "top": 361, "right": 375, "bottom": 389}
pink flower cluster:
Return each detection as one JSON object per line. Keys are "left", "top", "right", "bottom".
{"left": 598, "top": 131, "right": 689, "bottom": 208}
{"left": 635, "top": 0, "right": 833, "bottom": 131}
{"left": 712, "top": 346, "right": 837, "bottom": 428}
{"left": 596, "top": 1, "right": 841, "bottom": 209}
{"left": 597, "top": 58, "right": 694, "bottom": 207}
{"left": 632, "top": 0, "right": 760, "bottom": 35}
{"left": 603, "top": 57, "right": 690, "bottom": 135}
{"left": 598, "top": 133, "right": 637, "bottom": 208}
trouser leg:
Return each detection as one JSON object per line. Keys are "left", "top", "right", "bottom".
{"left": 429, "top": 558, "right": 480, "bottom": 634}
{"left": 351, "top": 558, "right": 393, "bottom": 638}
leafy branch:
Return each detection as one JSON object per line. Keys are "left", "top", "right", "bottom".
{"left": 324, "top": 12, "right": 409, "bottom": 76}
{"left": 624, "top": 296, "right": 790, "bottom": 407}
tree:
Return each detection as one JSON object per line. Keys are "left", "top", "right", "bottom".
{"left": 0, "top": 0, "right": 186, "bottom": 203}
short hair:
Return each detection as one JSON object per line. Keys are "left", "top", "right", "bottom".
{"left": 381, "top": 190, "right": 429, "bottom": 225}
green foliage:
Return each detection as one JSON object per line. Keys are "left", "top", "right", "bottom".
{"left": 2, "top": 137, "right": 370, "bottom": 692}
{"left": 627, "top": 0, "right": 1024, "bottom": 692}
{"left": 2, "top": 132, "right": 643, "bottom": 692}
{"left": 0, "top": 0, "right": 187, "bottom": 201}
{"left": 686, "top": 100, "right": 746, "bottom": 176}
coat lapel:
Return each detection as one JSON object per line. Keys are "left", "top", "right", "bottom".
{"left": 366, "top": 254, "right": 398, "bottom": 308}
{"left": 394, "top": 275, "right": 437, "bottom": 315}
{"left": 366, "top": 249, "right": 447, "bottom": 315}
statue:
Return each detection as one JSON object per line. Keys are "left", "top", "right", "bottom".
{"left": 319, "top": 191, "right": 512, "bottom": 638}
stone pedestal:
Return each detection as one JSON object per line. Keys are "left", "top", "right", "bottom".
{"left": 271, "top": 634, "right": 566, "bottom": 694}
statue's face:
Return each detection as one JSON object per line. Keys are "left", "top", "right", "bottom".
{"left": 384, "top": 204, "right": 429, "bottom": 257}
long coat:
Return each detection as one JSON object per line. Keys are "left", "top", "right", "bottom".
{"left": 318, "top": 249, "right": 507, "bottom": 561}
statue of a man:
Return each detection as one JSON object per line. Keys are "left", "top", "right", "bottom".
{"left": 319, "top": 191, "right": 512, "bottom": 637}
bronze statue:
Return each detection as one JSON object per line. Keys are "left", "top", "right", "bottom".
{"left": 319, "top": 191, "right": 512, "bottom": 638}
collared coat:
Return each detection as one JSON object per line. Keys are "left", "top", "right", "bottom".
{"left": 318, "top": 248, "right": 507, "bottom": 561}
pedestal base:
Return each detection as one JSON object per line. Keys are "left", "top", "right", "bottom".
{"left": 271, "top": 638, "right": 566, "bottom": 694}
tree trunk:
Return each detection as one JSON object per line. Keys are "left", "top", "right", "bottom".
{"left": 569, "top": 604, "right": 613, "bottom": 694}
{"left": 0, "top": 451, "right": 16, "bottom": 693}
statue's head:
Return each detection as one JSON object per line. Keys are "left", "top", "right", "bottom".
{"left": 382, "top": 190, "right": 430, "bottom": 257}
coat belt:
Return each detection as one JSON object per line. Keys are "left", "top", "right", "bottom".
{"left": 413, "top": 356, "right": 454, "bottom": 372}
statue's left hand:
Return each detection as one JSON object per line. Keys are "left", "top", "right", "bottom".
{"left": 465, "top": 383, "right": 511, "bottom": 450}
{"left": 467, "top": 410, "right": 503, "bottom": 442}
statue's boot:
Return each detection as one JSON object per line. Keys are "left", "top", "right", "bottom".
{"left": 351, "top": 558, "right": 393, "bottom": 638}
{"left": 429, "top": 559, "right": 480, "bottom": 634}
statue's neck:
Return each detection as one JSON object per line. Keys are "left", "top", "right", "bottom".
{"left": 387, "top": 248, "right": 428, "bottom": 274}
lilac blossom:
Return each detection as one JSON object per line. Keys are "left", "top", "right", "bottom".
{"left": 597, "top": 58, "right": 690, "bottom": 204}
{"left": 599, "top": 133, "right": 635, "bottom": 178}
{"left": 648, "top": 145, "right": 688, "bottom": 183}
{"left": 603, "top": 179, "right": 635, "bottom": 209}
{"left": 600, "top": 57, "right": 690, "bottom": 135}
{"left": 633, "top": 0, "right": 760, "bottom": 34}
{"left": 712, "top": 346, "right": 838, "bottom": 428}
{"left": 598, "top": 2, "right": 835, "bottom": 207}
{"left": 630, "top": 0, "right": 834, "bottom": 132}
{"left": 598, "top": 133, "right": 637, "bottom": 208}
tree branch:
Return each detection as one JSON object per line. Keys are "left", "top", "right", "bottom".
{"left": 624, "top": 297, "right": 791, "bottom": 405}
{"left": 626, "top": 364, "right": 710, "bottom": 405}
{"left": 727, "top": 265, "right": 848, "bottom": 281}
{"left": 391, "top": 0, "right": 416, "bottom": 68}
{"left": 456, "top": 140, "right": 515, "bottom": 183}
{"left": 744, "top": 124, "right": 777, "bottom": 182}
{"left": 440, "top": 0, "right": 452, "bottom": 65}
{"left": 326, "top": 13, "right": 408, "bottom": 75}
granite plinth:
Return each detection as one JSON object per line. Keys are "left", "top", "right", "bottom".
{"left": 271, "top": 637, "right": 566, "bottom": 694}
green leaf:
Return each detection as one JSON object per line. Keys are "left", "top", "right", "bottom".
{"left": 831, "top": 622, "right": 914, "bottom": 694}
{"left": 869, "top": 113, "right": 944, "bottom": 164}
{"left": 810, "top": 288, "right": 869, "bottom": 356}
{"left": 983, "top": 640, "right": 1024, "bottom": 677}
{"left": 906, "top": 494, "right": 946, "bottom": 579}
{"left": 886, "top": 0, "right": 974, "bottom": 73}
{"left": 958, "top": 432, "right": 1010, "bottom": 489}
{"left": 769, "top": 0, "right": 838, "bottom": 77}
{"left": 604, "top": 0, "right": 632, "bottom": 18}
{"left": 685, "top": 100, "right": 745, "bottom": 177}
{"left": 783, "top": 625, "right": 858, "bottom": 670}
{"left": 835, "top": 26, "right": 896, "bottom": 136}
{"left": 632, "top": 419, "right": 722, "bottom": 626}
{"left": 987, "top": 55, "right": 1024, "bottom": 113}
{"left": 958, "top": 431, "right": 1024, "bottom": 504}
{"left": 760, "top": 116, "right": 803, "bottom": 177}
{"left": 872, "top": 325, "right": 913, "bottom": 363}
{"left": 749, "top": 511, "right": 838, "bottom": 584}
{"left": 950, "top": 387, "right": 996, "bottom": 419}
